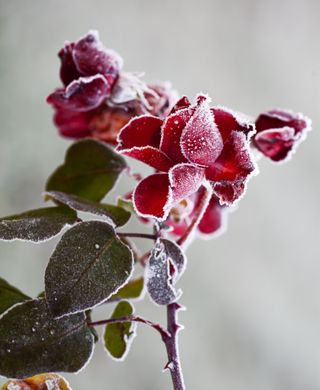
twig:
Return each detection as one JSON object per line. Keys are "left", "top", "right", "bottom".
{"left": 117, "top": 232, "right": 158, "bottom": 240}
{"left": 88, "top": 315, "right": 170, "bottom": 341}
{"left": 164, "top": 303, "right": 185, "bottom": 390}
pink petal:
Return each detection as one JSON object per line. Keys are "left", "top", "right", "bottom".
{"left": 205, "top": 131, "right": 255, "bottom": 182}
{"left": 212, "top": 107, "right": 254, "bottom": 141}
{"left": 117, "top": 115, "right": 163, "bottom": 150}
{"left": 169, "top": 163, "right": 205, "bottom": 201}
{"left": 121, "top": 146, "right": 175, "bottom": 172}
{"left": 197, "top": 194, "right": 224, "bottom": 235}
{"left": 53, "top": 108, "right": 93, "bottom": 138}
{"left": 73, "top": 30, "right": 122, "bottom": 81}
{"left": 180, "top": 98, "right": 223, "bottom": 166}
{"left": 133, "top": 174, "right": 172, "bottom": 220}
{"left": 47, "top": 75, "right": 111, "bottom": 112}
{"left": 159, "top": 108, "right": 192, "bottom": 163}
{"left": 254, "top": 109, "right": 311, "bottom": 162}
{"left": 58, "top": 42, "right": 81, "bottom": 86}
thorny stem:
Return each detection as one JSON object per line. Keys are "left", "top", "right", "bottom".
{"left": 164, "top": 303, "right": 185, "bottom": 390}
{"left": 88, "top": 315, "right": 170, "bottom": 341}
{"left": 163, "top": 184, "right": 212, "bottom": 389}
{"left": 119, "top": 186, "right": 212, "bottom": 389}
{"left": 117, "top": 232, "right": 158, "bottom": 240}
{"left": 177, "top": 183, "right": 213, "bottom": 246}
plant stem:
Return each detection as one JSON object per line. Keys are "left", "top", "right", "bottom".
{"left": 164, "top": 303, "right": 185, "bottom": 390}
{"left": 163, "top": 184, "right": 212, "bottom": 389}
{"left": 88, "top": 315, "right": 169, "bottom": 341}
{"left": 117, "top": 232, "right": 157, "bottom": 240}
{"left": 177, "top": 182, "right": 212, "bottom": 246}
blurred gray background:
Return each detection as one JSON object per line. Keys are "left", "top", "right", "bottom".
{"left": 0, "top": 0, "right": 319, "bottom": 389}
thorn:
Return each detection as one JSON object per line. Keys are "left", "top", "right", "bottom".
{"left": 163, "top": 361, "right": 174, "bottom": 372}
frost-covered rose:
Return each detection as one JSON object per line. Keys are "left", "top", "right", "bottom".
{"left": 117, "top": 94, "right": 257, "bottom": 220}
{"left": 253, "top": 109, "right": 311, "bottom": 162}
{"left": 47, "top": 31, "right": 177, "bottom": 143}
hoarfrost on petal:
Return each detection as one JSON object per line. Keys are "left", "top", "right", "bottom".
{"left": 180, "top": 97, "right": 223, "bottom": 166}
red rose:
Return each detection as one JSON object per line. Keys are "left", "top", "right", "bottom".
{"left": 254, "top": 109, "right": 311, "bottom": 162}
{"left": 47, "top": 31, "right": 177, "bottom": 144}
{"left": 117, "top": 94, "right": 257, "bottom": 220}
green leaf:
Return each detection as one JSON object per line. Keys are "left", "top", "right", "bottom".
{"left": 0, "top": 278, "right": 30, "bottom": 315}
{"left": 103, "top": 301, "right": 136, "bottom": 360}
{"left": 0, "top": 207, "right": 78, "bottom": 243}
{"left": 110, "top": 277, "right": 144, "bottom": 301}
{"left": 45, "top": 221, "right": 134, "bottom": 317}
{"left": 117, "top": 197, "right": 136, "bottom": 215}
{"left": 1, "top": 373, "right": 72, "bottom": 390}
{"left": 45, "top": 191, "right": 130, "bottom": 227}
{"left": 46, "top": 139, "right": 126, "bottom": 202}
{"left": 0, "top": 299, "right": 94, "bottom": 379}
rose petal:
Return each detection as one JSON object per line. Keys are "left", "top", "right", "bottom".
{"left": 197, "top": 194, "right": 224, "bottom": 235}
{"left": 255, "top": 109, "right": 308, "bottom": 135}
{"left": 121, "top": 146, "right": 175, "bottom": 172}
{"left": 53, "top": 108, "right": 93, "bottom": 138}
{"left": 212, "top": 107, "right": 254, "bottom": 141}
{"left": 47, "top": 75, "right": 111, "bottom": 112}
{"left": 145, "top": 81, "right": 179, "bottom": 117}
{"left": 169, "top": 96, "right": 191, "bottom": 114}
{"left": 254, "top": 109, "right": 311, "bottom": 162}
{"left": 73, "top": 30, "right": 123, "bottom": 80}
{"left": 213, "top": 181, "right": 246, "bottom": 205}
{"left": 180, "top": 98, "right": 223, "bottom": 166}
{"left": 58, "top": 42, "right": 81, "bottom": 86}
{"left": 254, "top": 127, "right": 297, "bottom": 162}
{"left": 117, "top": 115, "right": 163, "bottom": 150}
{"left": 205, "top": 131, "right": 256, "bottom": 182}
{"left": 159, "top": 108, "right": 192, "bottom": 163}
{"left": 133, "top": 174, "right": 172, "bottom": 220}
{"left": 90, "top": 108, "right": 132, "bottom": 144}
{"left": 169, "top": 163, "right": 205, "bottom": 201}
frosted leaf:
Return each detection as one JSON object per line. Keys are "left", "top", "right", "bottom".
{"left": 0, "top": 207, "right": 77, "bottom": 243}
{"left": 45, "top": 221, "right": 134, "bottom": 317}
{"left": 45, "top": 191, "right": 131, "bottom": 227}
{"left": 147, "top": 239, "right": 186, "bottom": 305}
{"left": 0, "top": 299, "right": 94, "bottom": 379}
{"left": 103, "top": 301, "right": 136, "bottom": 361}
{"left": 46, "top": 139, "right": 126, "bottom": 203}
